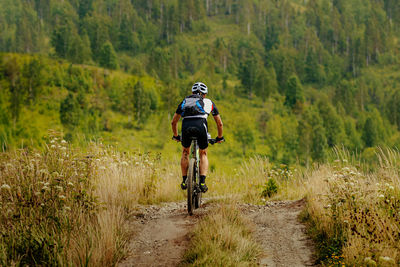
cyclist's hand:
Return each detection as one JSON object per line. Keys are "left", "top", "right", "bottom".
{"left": 172, "top": 135, "right": 181, "bottom": 142}
{"left": 215, "top": 136, "right": 225, "bottom": 143}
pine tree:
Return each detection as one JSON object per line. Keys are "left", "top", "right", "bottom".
{"left": 284, "top": 74, "right": 304, "bottom": 110}
{"left": 99, "top": 41, "right": 119, "bottom": 70}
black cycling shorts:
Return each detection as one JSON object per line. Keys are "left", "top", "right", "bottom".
{"left": 182, "top": 118, "right": 208, "bottom": 149}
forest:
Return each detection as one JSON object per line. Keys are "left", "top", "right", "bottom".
{"left": 1, "top": 0, "right": 400, "bottom": 165}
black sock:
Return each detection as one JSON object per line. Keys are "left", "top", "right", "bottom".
{"left": 182, "top": 176, "right": 187, "bottom": 183}
{"left": 200, "top": 175, "right": 206, "bottom": 184}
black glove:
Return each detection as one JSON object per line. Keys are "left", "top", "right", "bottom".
{"left": 172, "top": 135, "right": 181, "bottom": 142}
{"left": 216, "top": 136, "right": 225, "bottom": 143}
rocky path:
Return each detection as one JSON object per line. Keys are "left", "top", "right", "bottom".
{"left": 118, "top": 199, "right": 317, "bottom": 267}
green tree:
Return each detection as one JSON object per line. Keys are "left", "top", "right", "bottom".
{"left": 99, "top": 41, "right": 119, "bottom": 70}
{"left": 234, "top": 125, "right": 255, "bottom": 156}
{"left": 60, "top": 93, "right": 81, "bottom": 127}
{"left": 284, "top": 74, "right": 304, "bottom": 111}
{"left": 311, "top": 124, "right": 328, "bottom": 162}
{"left": 238, "top": 52, "right": 258, "bottom": 98}
{"left": 5, "top": 57, "right": 26, "bottom": 123}
{"left": 51, "top": 19, "right": 75, "bottom": 58}
{"left": 132, "top": 81, "right": 157, "bottom": 125}
{"left": 298, "top": 107, "right": 327, "bottom": 165}
{"left": 21, "top": 57, "right": 44, "bottom": 103}
{"left": 317, "top": 100, "right": 345, "bottom": 147}
{"left": 67, "top": 33, "right": 92, "bottom": 64}
{"left": 362, "top": 116, "right": 378, "bottom": 147}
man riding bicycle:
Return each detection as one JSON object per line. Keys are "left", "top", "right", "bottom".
{"left": 171, "top": 82, "right": 224, "bottom": 193}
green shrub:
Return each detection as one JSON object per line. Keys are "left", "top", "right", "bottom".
{"left": 261, "top": 178, "right": 278, "bottom": 197}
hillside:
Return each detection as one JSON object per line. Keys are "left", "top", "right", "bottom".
{"left": 1, "top": 0, "right": 400, "bottom": 166}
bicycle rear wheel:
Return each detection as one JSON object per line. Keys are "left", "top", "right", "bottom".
{"left": 194, "top": 166, "right": 201, "bottom": 209}
{"left": 187, "top": 158, "right": 196, "bottom": 215}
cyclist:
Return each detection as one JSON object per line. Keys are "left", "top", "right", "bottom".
{"left": 171, "top": 82, "right": 224, "bottom": 193}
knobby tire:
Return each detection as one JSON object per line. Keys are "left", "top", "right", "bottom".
{"left": 187, "top": 158, "right": 196, "bottom": 215}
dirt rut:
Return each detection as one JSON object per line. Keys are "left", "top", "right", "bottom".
{"left": 118, "top": 199, "right": 317, "bottom": 267}
{"left": 118, "top": 201, "right": 213, "bottom": 267}
{"left": 243, "top": 199, "right": 317, "bottom": 267}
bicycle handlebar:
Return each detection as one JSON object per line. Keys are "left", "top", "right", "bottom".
{"left": 172, "top": 136, "right": 223, "bottom": 145}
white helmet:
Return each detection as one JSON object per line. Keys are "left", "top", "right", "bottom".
{"left": 191, "top": 82, "right": 208, "bottom": 94}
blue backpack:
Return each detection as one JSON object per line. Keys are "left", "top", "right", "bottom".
{"left": 181, "top": 95, "right": 206, "bottom": 117}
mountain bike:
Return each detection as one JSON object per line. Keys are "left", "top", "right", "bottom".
{"left": 186, "top": 137, "right": 217, "bottom": 215}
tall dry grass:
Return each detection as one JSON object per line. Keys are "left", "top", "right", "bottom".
{"left": 183, "top": 203, "right": 260, "bottom": 266}
{"left": 304, "top": 148, "right": 400, "bottom": 266}
{"left": 0, "top": 132, "right": 183, "bottom": 266}
{"left": 209, "top": 156, "right": 306, "bottom": 203}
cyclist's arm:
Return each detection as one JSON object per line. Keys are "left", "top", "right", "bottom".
{"left": 213, "top": 114, "right": 223, "bottom": 138}
{"left": 171, "top": 113, "right": 181, "bottom": 136}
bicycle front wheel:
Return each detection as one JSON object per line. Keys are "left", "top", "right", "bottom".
{"left": 187, "top": 158, "right": 196, "bottom": 215}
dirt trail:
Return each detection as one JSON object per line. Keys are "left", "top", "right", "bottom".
{"left": 118, "top": 201, "right": 214, "bottom": 267}
{"left": 118, "top": 199, "right": 317, "bottom": 267}
{"left": 243, "top": 199, "right": 318, "bottom": 267}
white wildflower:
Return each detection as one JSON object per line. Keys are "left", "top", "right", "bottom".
{"left": 44, "top": 182, "right": 50, "bottom": 186}
{"left": 64, "top": 206, "right": 71, "bottom": 211}
{"left": 375, "top": 183, "right": 380, "bottom": 186}
{"left": 55, "top": 186, "right": 63, "bottom": 191}
{"left": 41, "top": 203, "right": 45, "bottom": 207}
{"left": 378, "top": 194, "right": 385, "bottom": 198}
{"left": 61, "top": 140, "right": 67, "bottom": 144}
{"left": 389, "top": 186, "right": 394, "bottom": 190}
{"left": 385, "top": 183, "right": 390, "bottom": 187}
{"left": 51, "top": 145, "right": 56, "bottom": 149}
{"left": 50, "top": 139, "right": 55, "bottom": 144}
{"left": 342, "top": 159, "right": 348, "bottom": 162}
{"left": 59, "top": 195, "right": 66, "bottom": 200}
{"left": 1, "top": 184, "right": 11, "bottom": 190}
{"left": 42, "top": 186, "right": 50, "bottom": 192}
{"left": 60, "top": 147, "right": 67, "bottom": 151}
{"left": 121, "top": 161, "right": 129, "bottom": 166}
{"left": 67, "top": 182, "right": 74, "bottom": 186}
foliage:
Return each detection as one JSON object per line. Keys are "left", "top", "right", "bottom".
{"left": 1, "top": 0, "right": 400, "bottom": 166}
{"left": 183, "top": 204, "right": 260, "bottom": 266}
{"left": 0, "top": 133, "right": 99, "bottom": 265}
{"left": 261, "top": 178, "right": 278, "bottom": 198}
{"left": 304, "top": 150, "right": 400, "bottom": 266}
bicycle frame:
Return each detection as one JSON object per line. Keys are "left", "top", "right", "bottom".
{"left": 191, "top": 139, "right": 200, "bottom": 179}
{"left": 181, "top": 136, "right": 219, "bottom": 215}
